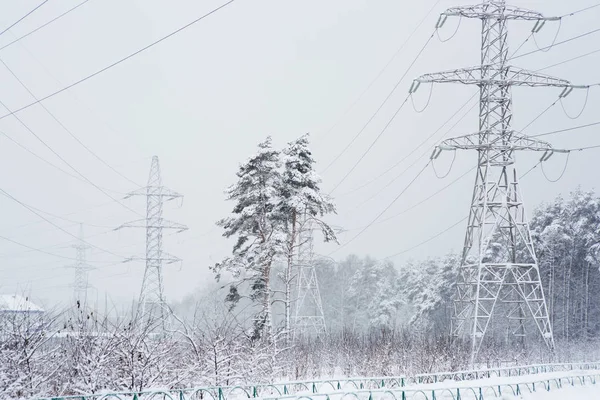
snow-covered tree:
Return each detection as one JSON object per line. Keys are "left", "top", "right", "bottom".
{"left": 347, "top": 257, "right": 402, "bottom": 332}
{"left": 275, "top": 133, "right": 337, "bottom": 341}
{"left": 530, "top": 188, "right": 600, "bottom": 340}
{"left": 212, "top": 137, "right": 284, "bottom": 342}
{"left": 404, "top": 253, "right": 460, "bottom": 335}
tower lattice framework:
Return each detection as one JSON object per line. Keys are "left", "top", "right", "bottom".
{"left": 410, "top": 0, "right": 587, "bottom": 364}
{"left": 66, "top": 224, "right": 94, "bottom": 304}
{"left": 118, "top": 156, "right": 188, "bottom": 331}
{"left": 293, "top": 214, "right": 327, "bottom": 339}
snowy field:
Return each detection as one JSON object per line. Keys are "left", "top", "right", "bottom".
{"left": 255, "top": 370, "right": 600, "bottom": 400}
{"left": 516, "top": 385, "right": 600, "bottom": 399}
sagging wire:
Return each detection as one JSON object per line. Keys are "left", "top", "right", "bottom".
{"left": 560, "top": 86, "right": 590, "bottom": 120}
{"left": 541, "top": 152, "right": 571, "bottom": 183}
{"left": 410, "top": 82, "right": 434, "bottom": 113}
{"left": 436, "top": 16, "right": 462, "bottom": 43}
{"left": 532, "top": 19, "right": 562, "bottom": 53}
{"left": 432, "top": 150, "right": 456, "bottom": 179}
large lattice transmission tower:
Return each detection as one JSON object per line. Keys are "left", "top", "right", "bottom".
{"left": 66, "top": 224, "right": 94, "bottom": 304}
{"left": 410, "top": 0, "right": 588, "bottom": 364}
{"left": 293, "top": 214, "right": 327, "bottom": 339}
{"left": 118, "top": 156, "right": 188, "bottom": 330}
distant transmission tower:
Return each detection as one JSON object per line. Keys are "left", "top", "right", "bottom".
{"left": 118, "top": 156, "right": 188, "bottom": 331}
{"left": 409, "top": 0, "right": 588, "bottom": 364}
{"left": 293, "top": 214, "right": 327, "bottom": 339}
{"left": 66, "top": 224, "right": 94, "bottom": 305}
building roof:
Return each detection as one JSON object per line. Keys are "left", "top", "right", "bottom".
{"left": 0, "top": 294, "right": 44, "bottom": 313}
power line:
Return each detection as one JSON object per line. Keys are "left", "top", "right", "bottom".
{"left": 0, "top": 235, "right": 121, "bottom": 268}
{"left": 341, "top": 91, "right": 478, "bottom": 196}
{"left": 344, "top": 93, "right": 479, "bottom": 204}
{"left": 561, "top": 3, "right": 600, "bottom": 17}
{"left": 321, "top": 31, "right": 437, "bottom": 175}
{"left": 511, "top": 27, "right": 600, "bottom": 61}
{"left": 385, "top": 216, "right": 467, "bottom": 259}
{"left": 509, "top": 4, "right": 600, "bottom": 60}
{"left": 567, "top": 143, "right": 600, "bottom": 152}
{"left": 0, "top": 0, "right": 238, "bottom": 121}
{"left": 382, "top": 155, "right": 550, "bottom": 260}
{"left": 329, "top": 95, "right": 411, "bottom": 193}
{"left": 530, "top": 121, "right": 600, "bottom": 138}
{"left": 0, "top": 0, "right": 50, "bottom": 37}
{"left": 0, "top": 233, "right": 85, "bottom": 262}
{"left": 317, "top": 0, "right": 442, "bottom": 144}
{"left": 536, "top": 47, "right": 600, "bottom": 72}
{"left": 0, "top": 129, "right": 120, "bottom": 192}
{"left": 0, "top": 56, "right": 141, "bottom": 187}
{"left": 1, "top": 198, "right": 129, "bottom": 233}
{"left": 0, "top": 0, "right": 93, "bottom": 51}
{"left": 0, "top": 187, "right": 127, "bottom": 259}
{"left": 329, "top": 160, "right": 431, "bottom": 256}
{"left": 0, "top": 97, "right": 140, "bottom": 215}
{"left": 348, "top": 165, "right": 476, "bottom": 231}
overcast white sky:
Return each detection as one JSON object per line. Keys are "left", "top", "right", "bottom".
{"left": 0, "top": 0, "right": 598, "bottom": 309}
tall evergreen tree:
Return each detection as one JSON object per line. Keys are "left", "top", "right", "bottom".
{"left": 276, "top": 133, "right": 337, "bottom": 341}
{"left": 212, "top": 137, "right": 284, "bottom": 342}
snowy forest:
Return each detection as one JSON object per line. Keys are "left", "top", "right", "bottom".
{"left": 3, "top": 136, "right": 600, "bottom": 399}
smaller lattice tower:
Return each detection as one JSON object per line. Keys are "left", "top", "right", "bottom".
{"left": 118, "top": 156, "right": 188, "bottom": 331}
{"left": 66, "top": 224, "right": 94, "bottom": 305}
{"left": 293, "top": 214, "right": 327, "bottom": 339}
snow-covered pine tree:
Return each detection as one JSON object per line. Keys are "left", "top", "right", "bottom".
{"left": 212, "top": 137, "right": 283, "bottom": 342}
{"left": 347, "top": 257, "right": 401, "bottom": 332}
{"left": 276, "top": 133, "right": 337, "bottom": 341}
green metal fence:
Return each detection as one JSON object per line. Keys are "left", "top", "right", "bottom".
{"left": 39, "top": 362, "right": 600, "bottom": 400}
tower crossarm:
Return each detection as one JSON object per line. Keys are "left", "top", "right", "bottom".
{"left": 440, "top": 3, "right": 553, "bottom": 21}
{"left": 115, "top": 219, "right": 189, "bottom": 232}
{"left": 411, "top": 66, "right": 585, "bottom": 91}
{"left": 125, "top": 254, "right": 181, "bottom": 265}
{"left": 124, "top": 186, "right": 183, "bottom": 201}
{"left": 434, "top": 132, "right": 553, "bottom": 153}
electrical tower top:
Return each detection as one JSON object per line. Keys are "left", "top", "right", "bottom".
{"left": 409, "top": 0, "right": 590, "bottom": 365}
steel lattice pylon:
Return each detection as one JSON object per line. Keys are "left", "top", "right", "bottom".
{"left": 410, "top": 0, "right": 588, "bottom": 364}
{"left": 293, "top": 215, "right": 327, "bottom": 339}
{"left": 66, "top": 224, "right": 94, "bottom": 304}
{"left": 118, "top": 156, "right": 188, "bottom": 331}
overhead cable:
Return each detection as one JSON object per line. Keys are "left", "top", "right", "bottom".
{"left": 511, "top": 27, "right": 600, "bottom": 61}
{"left": 0, "top": 0, "right": 239, "bottom": 121}
{"left": 0, "top": 187, "right": 127, "bottom": 259}
{"left": 382, "top": 156, "right": 548, "bottom": 260}
{"left": 321, "top": 31, "right": 437, "bottom": 175}
{"left": 341, "top": 91, "right": 478, "bottom": 196}
{"left": 0, "top": 98, "right": 141, "bottom": 215}
{"left": 530, "top": 121, "right": 600, "bottom": 138}
{"left": 329, "top": 160, "right": 431, "bottom": 255}
{"left": 329, "top": 95, "right": 412, "bottom": 193}
{"left": 0, "top": 56, "right": 141, "bottom": 187}
{"left": 0, "top": 0, "right": 93, "bottom": 51}
{"left": 0, "top": 0, "right": 50, "bottom": 37}
{"left": 317, "top": 0, "right": 442, "bottom": 144}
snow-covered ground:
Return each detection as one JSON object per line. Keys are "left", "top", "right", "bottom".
{"left": 513, "top": 384, "right": 600, "bottom": 399}
{"left": 258, "top": 370, "right": 600, "bottom": 400}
